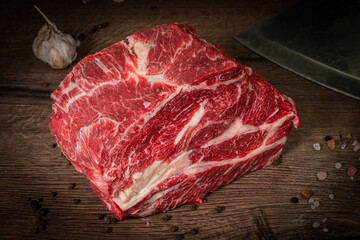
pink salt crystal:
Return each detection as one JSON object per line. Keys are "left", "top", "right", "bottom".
{"left": 335, "top": 162, "right": 342, "bottom": 169}
{"left": 312, "top": 221, "right": 320, "bottom": 228}
{"left": 317, "top": 171, "right": 327, "bottom": 180}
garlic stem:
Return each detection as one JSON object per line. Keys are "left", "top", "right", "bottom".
{"left": 34, "top": 5, "right": 58, "bottom": 31}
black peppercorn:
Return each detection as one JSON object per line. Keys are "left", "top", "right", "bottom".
{"left": 215, "top": 206, "right": 225, "bottom": 213}
{"left": 30, "top": 200, "right": 41, "bottom": 211}
{"left": 190, "top": 228, "right": 199, "bottom": 235}
{"left": 175, "top": 234, "right": 185, "bottom": 240}
{"left": 291, "top": 197, "right": 299, "bottom": 203}
{"left": 38, "top": 208, "right": 49, "bottom": 216}
{"left": 110, "top": 217, "right": 119, "bottom": 223}
{"left": 162, "top": 215, "right": 172, "bottom": 221}
{"left": 324, "top": 136, "right": 332, "bottom": 141}
{"left": 104, "top": 216, "right": 112, "bottom": 224}
{"left": 170, "top": 225, "right": 179, "bottom": 232}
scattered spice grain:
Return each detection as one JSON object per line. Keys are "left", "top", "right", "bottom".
{"left": 69, "top": 183, "right": 76, "bottom": 189}
{"left": 352, "top": 139, "right": 359, "bottom": 146}
{"left": 324, "top": 136, "right": 332, "bottom": 141}
{"left": 314, "top": 201, "right": 320, "bottom": 208}
{"left": 170, "top": 225, "right": 179, "bottom": 232}
{"left": 326, "top": 139, "right": 335, "bottom": 150}
{"left": 190, "top": 205, "right": 198, "bottom": 210}
{"left": 106, "top": 227, "right": 113, "bottom": 233}
{"left": 91, "top": 22, "right": 109, "bottom": 33}
{"left": 110, "top": 217, "right": 119, "bottom": 223}
{"left": 51, "top": 143, "right": 57, "bottom": 148}
{"left": 346, "top": 133, "right": 352, "bottom": 139}
{"left": 313, "top": 143, "right": 321, "bottom": 151}
{"left": 323, "top": 228, "right": 329, "bottom": 233}
{"left": 302, "top": 189, "right": 311, "bottom": 199}
{"left": 317, "top": 171, "right": 327, "bottom": 181}
{"left": 38, "top": 208, "right": 49, "bottom": 216}
{"left": 322, "top": 217, "right": 328, "bottom": 223}
{"left": 30, "top": 200, "right": 41, "bottom": 211}
{"left": 51, "top": 191, "right": 57, "bottom": 197}
{"left": 347, "top": 166, "right": 358, "bottom": 177}
{"left": 175, "top": 234, "right": 185, "bottom": 240}
{"left": 190, "top": 228, "right": 199, "bottom": 235}
{"left": 98, "top": 214, "right": 106, "bottom": 220}
{"left": 312, "top": 221, "right": 320, "bottom": 228}
{"left": 104, "top": 216, "right": 112, "bottom": 224}
{"left": 32, "top": 227, "right": 40, "bottom": 234}
{"left": 329, "top": 194, "right": 334, "bottom": 200}
{"left": 162, "top": 215, "right": 172, "bottom": 222}
{"left": 34, "top": 216, "right": 48, "bottom": 228}
{"left": 335, "top": 162, "right": 342, "bottom": 169}
{"left": 32, "top": 216, "right": 39, "bottom": 225}
{"left": 354, "top": 145, "right": 360, "bottom": 152}
{"left": 341, "top": 143, "right": 346, "bottom": 149}
{"left": 73, "top": 199, "right": 81, "bottom": 204}
{"left": 215, "top": 206, "right": 226, "bottom": 212}
{"left": 290, "top": 197, "right": 299, "bottom": 203}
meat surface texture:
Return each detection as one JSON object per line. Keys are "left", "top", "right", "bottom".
{"left": 50, "top": 23, "right": 301, "bottom": 220}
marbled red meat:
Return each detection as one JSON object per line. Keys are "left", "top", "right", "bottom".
{"left": 49, "top": 23, "right": 301, "bottom": 220}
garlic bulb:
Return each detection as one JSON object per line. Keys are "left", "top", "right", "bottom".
{"left": 33, "top": 6, "right": 77, "bottom": 69}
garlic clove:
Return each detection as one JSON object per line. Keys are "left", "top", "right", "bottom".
{"left": 49, "top": 31, "right": 77, "bottom": 69}
{"left": 33, "top": 6, "right": 77, "bottom": 69}
{"left": 49, "top": 43, "right": 67, "bottom": 69}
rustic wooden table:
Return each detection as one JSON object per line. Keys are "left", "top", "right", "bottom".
{"left": 1, "top": 0, "right": 359, "bottom": 239}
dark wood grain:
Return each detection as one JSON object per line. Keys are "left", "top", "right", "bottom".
{"left": 1, "top": 0, "right": 360, "bottom": 239}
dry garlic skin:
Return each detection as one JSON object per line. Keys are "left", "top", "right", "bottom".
{"left": 33, "top": 24, "right": 77, "bottom": 69}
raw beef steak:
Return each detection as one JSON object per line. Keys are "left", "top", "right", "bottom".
{"left": 50, "top": 23, "right": 301, "bottom": 220}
